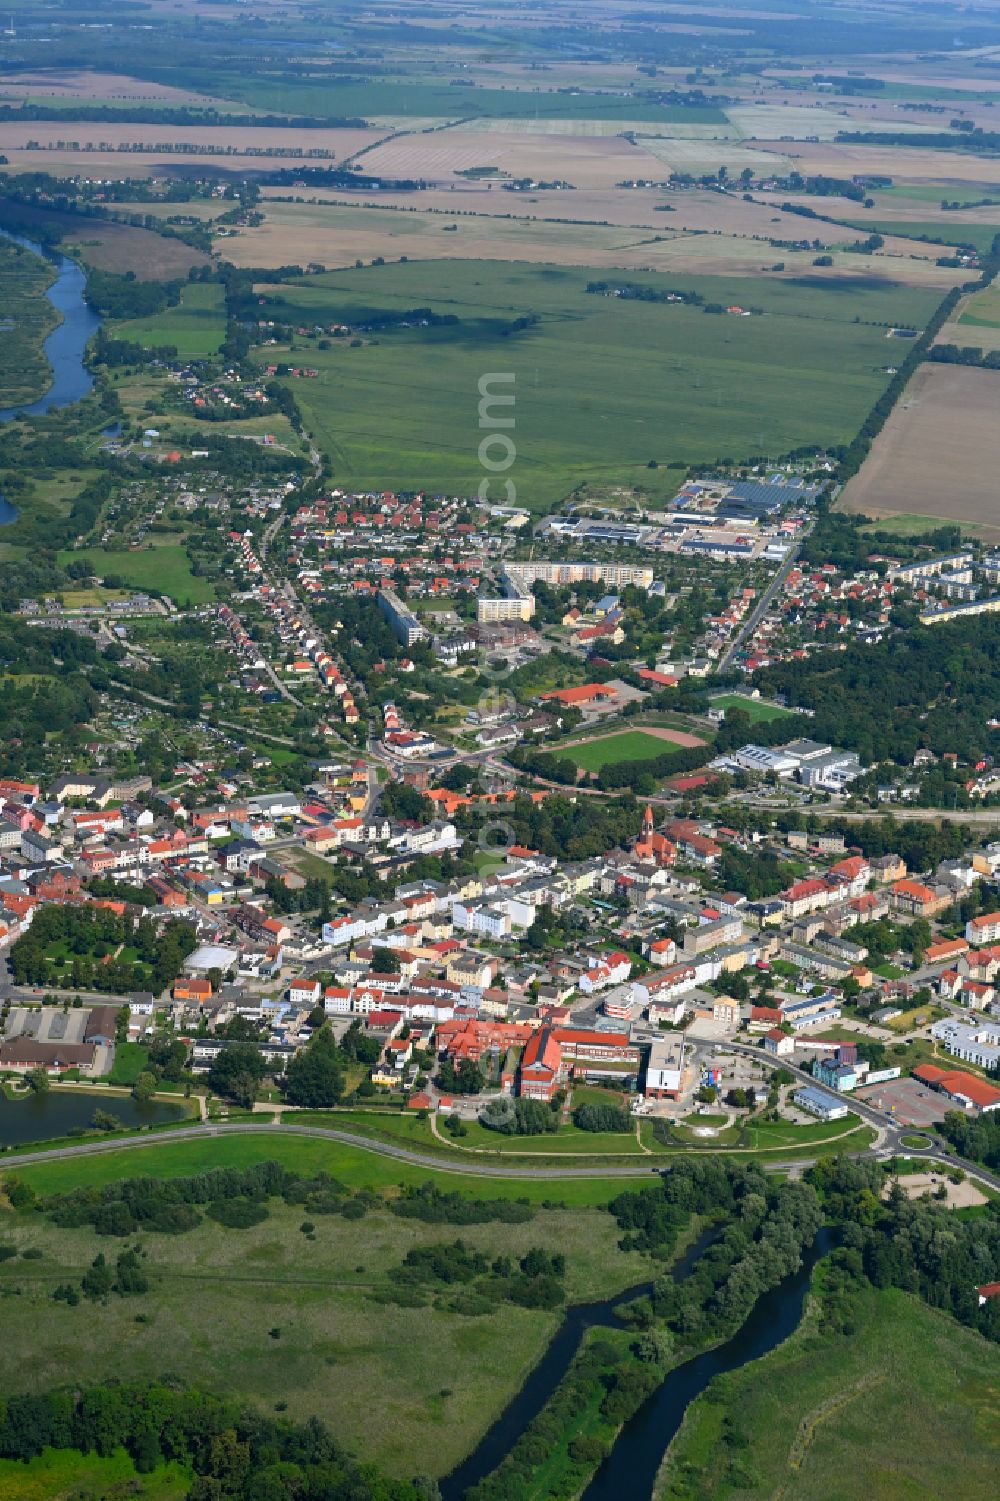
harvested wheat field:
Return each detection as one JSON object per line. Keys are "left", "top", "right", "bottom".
{"left": 0, "top": 68, "right": 239, "bottom": 107}
{"left": 359, "top": 128, "right": 654, "bottom": 189}
{"left": 763, "top": 139, "right": 1000, "bottom": 186}
{"left": 220, "top": 202, "right": 964, "bottom": 285}
{"left": 460, "top": 116, "right": 739, "bottom": 139}
{"left": 725, "top": 104, "right": 942, "bottom": 142}
{"left": 636, "top": 135, "right": 793, "bottom": 175}
{"left": 839, "top": 363, "right": 1000, "bottom": 534}
{"left": 252, "top": 185, "right": 963, "bottom": 270}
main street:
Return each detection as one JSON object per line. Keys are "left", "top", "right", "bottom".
{"left": 717, "top": 519, "right": 814, "bottom": 673}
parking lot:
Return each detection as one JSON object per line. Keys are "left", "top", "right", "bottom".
{"left": 855, "top": 1076, "right": 950, "bottom": 1128}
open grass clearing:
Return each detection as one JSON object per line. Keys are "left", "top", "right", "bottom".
{"left": 0, "top": 1169, "right": 652, "bottom": 1480}
{"left": 116, "top": 281, "right": 226, "bottom": 358}
{"left": 0, "top": 1448, "right": 190, "bottom": 1500}
{"left": 443, "top": 1117, "right": 645, "bottom": 1156}
{"left": 55, "top": 545, "right": 216, "bottom": 604}
{"left": 858, "top": 510, "right": 978, "bottom": 536}
{"left": 9, "top": 1132, "right": 647, "bottom": 1203}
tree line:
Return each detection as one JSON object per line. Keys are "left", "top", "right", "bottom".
{"left": 0, "top": 1380, "right": 433, "bottom": 1500}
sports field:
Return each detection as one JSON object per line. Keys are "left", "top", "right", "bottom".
{"left": 272, "top": 259, "right": 941, "bottom": 509}
{"left": 560, "top": 727, "right": 706, "bottom": 771}
{"left": 116, "top": 282, "right": 227, "bottom": 357}
{"left": 709, "top": 693, "right": 794, "bottom": 723}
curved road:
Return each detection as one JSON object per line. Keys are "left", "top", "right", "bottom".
{"left": 4, "top": 1117, "right": 997, "bottom": 1193}
{"left": 1, "top": 1120, "right": 659, "bottom": 1180}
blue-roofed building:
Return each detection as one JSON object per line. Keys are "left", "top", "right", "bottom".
{"left": 793, "top": 1084, "right": 850, "bottom": 1121}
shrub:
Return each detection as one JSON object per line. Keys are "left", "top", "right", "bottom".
{"left": 206, "top": 1198, "right": 269, "bottom": 1229}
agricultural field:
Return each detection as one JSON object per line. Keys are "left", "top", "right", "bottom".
{"left": 657, "top": 1282, "right": 1000, "bottom": 1500}
{"left": 225, "top": 198, "right": 959, "bottom": 286}
{"left": 266, "top": 258, "right": 942, "bottom": 509}
{"left": 0, "top": 200, "right": 209, "bottom": 279}
{"left": 0, "top": 67, "right": 246, "bottom": 108}
{"left": 848, "top": 218, "right": 1000, "bottom": 255}
{"left": 958, "top": 278, "right": 1000, "bottom": 328}
{"left": 116, "top": 282, "right": 227, "bottom": 357}
{"left": 558, "top": 727, "right": 707, "bottom": 772}
{"left": 725, "top": 104, "right": 944, "bottom": 141}
{"left": 838, "top": 362, "right": 1000, "bottom": 534}
{"left": 635, "top": 134, "right": 793, "bottom": 176}
{"left": 0, "top": 121, "right": 384, "bottom": 165}
{"left": 0, "top": 234, "right": 56, "bottom": 408}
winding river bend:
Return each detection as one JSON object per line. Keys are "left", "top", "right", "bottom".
{"left": 0, "top": 229, "right": 100, "bottom": 427}
{"left": 443, "top": 1226, "right": 834, "bottom": 1501}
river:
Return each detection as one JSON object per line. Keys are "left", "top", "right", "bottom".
{"left": 439, "top": 1226, "right": 716, "bottom": 1501}
{"left": 582, "top": 1226, "right": 836, "bottom": 1501}
{"left": 442, "top": 1225, "right": 834, "bottom": 1501}
{"left": 0, "top": 229, "right": 101, "bottom": 427}
{"left": 0, "top": 1087, "right": 187, "bottom": 1147}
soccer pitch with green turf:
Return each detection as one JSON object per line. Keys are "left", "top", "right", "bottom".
{"left": 709, "top": 693, "right": 794, "bottom": 723}
{"left": 560, "top": 729, "right": 695, "bottom": 770}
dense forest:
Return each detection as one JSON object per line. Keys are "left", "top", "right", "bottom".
{"left": 0, "top": 1380, "right": 433, "bottom": 1499}
{"left": 754, "top": 615, "right": 1000, "bottom": 763}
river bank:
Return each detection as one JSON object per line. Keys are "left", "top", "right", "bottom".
{"left": 0, "top": 228, "right": 100, "bottom": 428}
{"left": 446, "top": 1212, "right": 836, "bottom": 1501}
{"left": 0, "top": 1084, "right": 189, "bottom": 1148}
{"left": 440, "top": 1222, "right": 717, "bottom": 1501}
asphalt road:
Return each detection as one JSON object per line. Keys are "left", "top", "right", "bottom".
{"left": 0, "top": 1121, "right": 661, "bottom": 1180}
{"left": 718, "top": 521, "right": 813, "bottom": 673}
{"left": 3, "top": 1116, "right": 996, "bottom": 1193}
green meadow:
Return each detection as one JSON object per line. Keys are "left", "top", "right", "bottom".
{"left": 274, "top": 260, "right": 940, "bottom": 509}
{"left": 55, "top": 544, "right": 216, "bottom": 605}
{"left": 116, "top": 282, "right": 227, "bottom": 358}
{"left": 0, "top": 1153, "right": 652, "bottom": 1481}
{"left": 658, "top": 1280, "right": 1000, "bottom": 1499}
